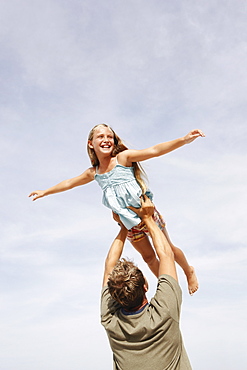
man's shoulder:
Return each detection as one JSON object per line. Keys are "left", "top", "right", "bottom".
{"left": 101, "top": 286, "right": 121, "bottom": 326}
{"left": 158, "top": 274, "right": 180, "bottom": 287}
{"left": 155, "top": 273, "right": 182, "bottom": 300}
{"left": 150, "top": 274, "right": 182, "bottom": 320}
{"left": 158, "top": 274, "right": 182, "bottom": 297}
{"left": 101, "top": 286, "right": 114, "bottom": 307}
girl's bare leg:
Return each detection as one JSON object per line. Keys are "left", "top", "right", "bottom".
{"left": 162, "top": 227, "right": 198, "bottom": 295}
{"left": 131, "top": 235, "right": 159, "bottom": 277}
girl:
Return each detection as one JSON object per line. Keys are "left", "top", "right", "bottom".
{"left": 29, "top": 124, "right": 205, "bottom": 294}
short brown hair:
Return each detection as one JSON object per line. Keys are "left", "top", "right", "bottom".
{"left": 107, "top": 258, "right": 145, "bottom": 309}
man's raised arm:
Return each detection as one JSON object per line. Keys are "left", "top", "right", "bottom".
{"left": 129, "top": 196, "right": 178, "bottom": 281}
{"left": 102, "top": 214, "right": 128, "bottom": 287}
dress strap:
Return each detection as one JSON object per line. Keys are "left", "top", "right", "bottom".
{"left": 115, "top": 156, "right": 118, "bottom": 165}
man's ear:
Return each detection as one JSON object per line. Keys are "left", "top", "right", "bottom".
{"left": 88, "top": 140, "right": 94, "bottom": 149}
{"left": 144, "top": 277, "right": 149, "bottom": 292}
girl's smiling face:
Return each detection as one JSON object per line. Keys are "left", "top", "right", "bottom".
{"left": 88, "top": 125, "right": 115, "bottom": 156}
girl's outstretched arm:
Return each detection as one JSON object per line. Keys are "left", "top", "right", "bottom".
{"left": 28, "top": 167, "right": 96, "bottom": 201}
{"left": 118, "top": 129, "right": 205, "bottom": 164}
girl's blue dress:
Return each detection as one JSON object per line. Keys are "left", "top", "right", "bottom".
{"left": 94, "top": 163, "right": 153, "bottom": 230}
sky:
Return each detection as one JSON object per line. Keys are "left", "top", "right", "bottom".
{"left": 1, "top": 0, "right": 247, "bottom": 369}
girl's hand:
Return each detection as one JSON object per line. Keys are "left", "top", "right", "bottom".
{"left": 28, "top": 190, "right": 45, "bottom": 201}
{"left": 184, "top": 129, "right": 205, "bottom": 144}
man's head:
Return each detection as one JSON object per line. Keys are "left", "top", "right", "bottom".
{"left": 107, "top": 258, "right": 147, "bottom": 310}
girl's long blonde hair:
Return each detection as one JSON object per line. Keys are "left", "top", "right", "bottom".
{"left": 87, "top": 124, "right": 148, "bottom": 194}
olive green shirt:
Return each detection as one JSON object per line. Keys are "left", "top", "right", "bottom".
{"left": 101, "top": 274, "right": 192, "bottom": 370}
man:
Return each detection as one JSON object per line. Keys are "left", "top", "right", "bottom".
{"left": 101, "top": 195, "right": 192, "bottom": 370}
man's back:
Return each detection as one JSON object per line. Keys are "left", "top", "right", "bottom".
{"left": 101, "top": 275, "right": 192, "bottom": 370}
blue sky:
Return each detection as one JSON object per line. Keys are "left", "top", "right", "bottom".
{"left": 1, "top": 1, "right": 247, "bottom": 369}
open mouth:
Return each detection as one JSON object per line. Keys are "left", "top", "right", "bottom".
{"left": 101, "top": 144, "right": 111, "bottom": 148}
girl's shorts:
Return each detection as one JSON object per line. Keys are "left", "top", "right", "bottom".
{"left": 127, "top": 208, "right": 166, "bottom": 243}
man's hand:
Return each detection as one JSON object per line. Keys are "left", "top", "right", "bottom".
{"left": 112, "top": 211, "right": 121, "bottom": 224}
{"left": 128, "top": 195, "right": 155, "bottom": 220}
{"left": 112, "top": 212, "right": 126, "bottom": 229}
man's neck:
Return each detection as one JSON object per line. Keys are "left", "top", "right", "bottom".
{"left": 123, "top": 296, "right": 148, "bottom": 312}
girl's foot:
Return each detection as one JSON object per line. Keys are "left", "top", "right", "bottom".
{"left": 187, "top": 266, "right": 198, "bottom": 295}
